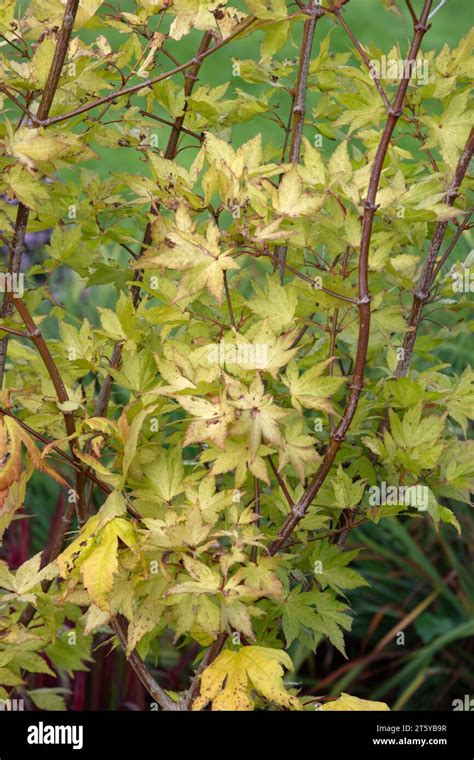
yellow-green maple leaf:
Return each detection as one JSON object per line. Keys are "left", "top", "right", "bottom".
{"left": 283, "top": 359, "right": 345, "bottom": 413}
{"left": 229, "top": 375, "right": 289, "bottom": 461}
{"left": 193, "top": 646, "right": 301, "bottom": 711}
{"left": 422, "top": 91, "right": 473, "bottom": 169}
{"left": 248, "top": 276, "right": 298, "bottom": 331}
{"left": 279, "top": 418, "right": 320, "bottom": 483}
{"left": 150, "top": 223, "right": 239, "bottom": 304}
{"left": 80, "top": 522, "right": 119, "bottom": 609}
{"left": 274, "top": 166, "right": 324, "bottom": 217}
{"left": 178, "top": 395, "right": 234, "bottom": 449}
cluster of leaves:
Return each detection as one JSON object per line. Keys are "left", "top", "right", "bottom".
{"left": 0, "top": 0, "right": 472, "bottom": 710}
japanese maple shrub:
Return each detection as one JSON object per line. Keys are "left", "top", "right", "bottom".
{"left": 0, "top": 0, "right": 472, "bottom": 711}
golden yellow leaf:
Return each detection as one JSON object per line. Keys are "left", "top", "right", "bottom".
{"left": 193, "top": 646, "right": 301, "bottom": 711}
{"left": 322, "top": 693, "right": 390, "bottom": 711}
{"left": 0, "top": 416, "right": 22, "bottom": 498}
{"left": 80, "top": 522, "right": 119, "bottom": 610}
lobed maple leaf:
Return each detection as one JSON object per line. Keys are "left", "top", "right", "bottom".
{"left": 193, "top": 645, "right": 301, "bottom": 711}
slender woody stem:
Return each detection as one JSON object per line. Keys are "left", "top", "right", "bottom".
{"left": 395, "top": 129, "right": 474, "bottom": 378}
{"left": 0, "top": 0, "right": 85, "bottom": 520}
{"left": 91, "top": 32, "right": 214, "bottom": 422}
{"left": 277, "top": 0, "right": 321, "bottom": 282}
{"left": 430, "top": 208, "right": 473, "bottom": 283}
{"left": 268, "top": 0, "right": 434, "bottom": 554}
{"left": 329, "top": 6, "right": 391, "bottom": 111}
{"left": 36, "top": 18, "right": 257, "bottom": 129}
{"left": 12, "top": 298, "right": 87, "bottom": 522}
{"left": 113, "top": 617, "right": 180, "bottom": 711}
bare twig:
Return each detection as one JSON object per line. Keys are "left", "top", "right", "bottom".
{"left": 139, "top": 110, "right": 204, "bottom": 142}
{"left": 0, "top": 33, "right": 27, "bottom": 55}
{"left": 0, "top": 85, "right": 35, "bottom": 120}
{"left": 251, "top": 477, "right": 261, "bottom": 564}
{"left": 0, "top": 325, "right": 32, "bottom": 338}
{"left": 395, "top": 129, "right": 474, "bottom": 377}
{"left": 261, "top": 249, "right": 358, "bottom": 303}
{"left": 328, "top": 246, "right": 351, "bottom": 432}
{"left": 224, "top": 271, "right": 236, "bottom": 329}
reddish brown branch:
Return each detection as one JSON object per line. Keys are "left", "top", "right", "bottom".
{"left": 268, "top": 456, "right": 294, "bottom": 508}
{"left": 395, "top": 128, "right": 474, "bottom": 378}
{"left": 0, "top": 0, "right": 79, "bottom": 365}
{"left": 0, "top": 325, "right": 31, "bottom": 338}
{"left": 328, "top": 246, "right": 351, "bottom": 432}
{"left": 406, "top": 106, "right": 440, "bottom": 173}
{"left": 92, "top": 32, "right": 214, "bottom": 423}
{"left": 36, "top": 18, "right": 257, "bottom": 129}
{"left": 289, "top": 1, "right": 322, "bottom": 163}
{"left": 12, "top": 298, "right": 87, "bottom": 521}
{"left": 183, "top": 633, "right": 227, "bottom": 710}
{"left": 36, "top": 1, "right": 79, "bottom": 119}
{"left": 268, "top": 0, "right": 435, "bottom": 555}
{"left": 0, "top": 0, "right": 81, "bottom": 514}
{"left": 430, "top": 207, "right": 473, "bottom": 283}
{"left": 113, "top": 616, "right": 180, "bottom": 711}
{"left": 277, "top": 0, "right": 321, "bottom": 281}
{"left": 405, "top": 0, "right": 418, "bottom": 24}
{"left": 0, "top": 204, "right": 30, "bottom": 382}
{"left": 329, "top": 5, "right": 391, "bottom": 111}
